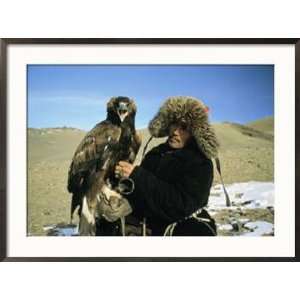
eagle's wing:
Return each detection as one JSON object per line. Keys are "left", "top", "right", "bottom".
{"left": 67, "top": 121, "right": 121, "bottom": 193}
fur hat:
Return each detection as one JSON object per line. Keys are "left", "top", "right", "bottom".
{"left": 148, "top": 96, "right": 219, "bottom": 158}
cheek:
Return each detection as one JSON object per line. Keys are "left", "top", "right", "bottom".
{"left": 182, "top": 133, "right": 191, "bottom": 143}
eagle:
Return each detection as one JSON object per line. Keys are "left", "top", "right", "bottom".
{"left": 67, "top": 96, "right": 141, "bottom": 235}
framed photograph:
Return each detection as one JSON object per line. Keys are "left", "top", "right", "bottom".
{"left": 0, "top": 38, "right": 299, "bottom": 261}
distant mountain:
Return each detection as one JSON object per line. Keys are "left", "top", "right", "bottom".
{"left": 28, "top": 127, "right": 86, "bottom": 164}
{"left": 246, "top": 116, "right": 274, "bottom": 134}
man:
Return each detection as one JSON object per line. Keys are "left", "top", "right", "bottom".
{"left": 115, "top": 96, "right": 219, "bottom": 236}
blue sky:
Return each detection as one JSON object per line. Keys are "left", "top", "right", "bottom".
{"left": 27, "top": 65, "right": 274, "bottom": 130}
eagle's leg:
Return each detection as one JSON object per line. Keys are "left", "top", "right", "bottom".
{"left": 79, "top": 195, "right": 96, "bottom": 236}
{"left": 120, "top": 216, "right": 126, "bottom": 236}
{"left": 70, "top": 191, "right": 83, "bottom": 225}
{"left": 79, "top": 173, "right": 104, "bottom": 236}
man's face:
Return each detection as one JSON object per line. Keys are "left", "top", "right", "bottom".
{"left": 167, "top": 124, "right": 192, "bottom": 149}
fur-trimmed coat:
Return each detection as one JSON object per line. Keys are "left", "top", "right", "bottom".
{"left": 127, "top": 141, "right": 214, "bottom": 235}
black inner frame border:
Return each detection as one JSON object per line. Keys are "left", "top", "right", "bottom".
{"left": 0, "top": 38, "right": 299, "bottom": 262}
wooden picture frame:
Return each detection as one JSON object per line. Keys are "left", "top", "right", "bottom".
{"left": 0, "top": 38, "right": 299, "bottom": 261}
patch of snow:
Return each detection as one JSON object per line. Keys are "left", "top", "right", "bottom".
{"left": 208, "top": 211, "right": 217, "bottom": 216}
{"left": 208, "top": 181, "right": 274, "bottom": 210}
{"left": 238, "top": 218, "right": 250, "bottom": 224}
{"left": 43, "top": 224, "right": 79, "bottom": 236}
{"left": 218, "top": 224, "right": 233, "bottom": 231}
{"left": 43, "top": 224, "right": 56, "bottom": 231}
{"left": 243, "top": 221, "right": 274, "bottom": 236}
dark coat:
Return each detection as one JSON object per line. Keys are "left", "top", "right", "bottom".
{"left": 126, "top": 140, "right": 214, "bottom": 235}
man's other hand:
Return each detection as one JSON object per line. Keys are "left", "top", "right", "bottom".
{"left": 115, "top": 161, "right": 135, "bottom": 178}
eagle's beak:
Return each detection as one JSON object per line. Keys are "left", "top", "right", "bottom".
{"left": 117, "top": 109, "right": 129, "bottom": 122}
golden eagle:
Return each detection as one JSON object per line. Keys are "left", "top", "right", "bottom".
{"left": 67, "top": 96, "right": 141, "bottom": 235}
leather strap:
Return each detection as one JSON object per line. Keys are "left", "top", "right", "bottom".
{"left": 215, "top": 157, "right": 231, "bottom": 207}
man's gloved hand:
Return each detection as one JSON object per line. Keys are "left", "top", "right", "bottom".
{"left": 97, "top": 193, "right": 133, "bottom": 223}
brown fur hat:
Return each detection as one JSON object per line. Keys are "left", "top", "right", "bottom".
{"left": 148, "top": 96, "right": 219, "bottom": 158}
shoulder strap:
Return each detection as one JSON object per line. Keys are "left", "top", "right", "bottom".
{"left": 215, "top": 157, "right": 231, "bottom": 207}
{"left": 142, "top": 136, "right": 154, "bottom": 159}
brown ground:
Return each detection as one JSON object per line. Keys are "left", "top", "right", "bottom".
{"left": 28, "top": 118, "right": 274, "bottom": 236}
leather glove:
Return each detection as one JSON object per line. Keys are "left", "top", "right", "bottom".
{"left": 97, "top": 193, "right": 132, "bottom": 223}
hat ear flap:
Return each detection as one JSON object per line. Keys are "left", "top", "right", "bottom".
{"left": 148, "top": 111, "right": 170, "bottom": 137}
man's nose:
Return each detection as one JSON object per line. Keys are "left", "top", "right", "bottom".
{"left": 173, "top": 128, "right": 180, "bottom": 135}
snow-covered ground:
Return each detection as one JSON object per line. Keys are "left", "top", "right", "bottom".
{"left": 208, "top": 181, "right": 274, "bottom": 236}
{"left": 242, "top": 221, "right": 274, "bottom": 236}
{"left": 43, "top": 223, "right": 79, "bottom": 236}
{"left": 208, "top": 181, "right": 274, "bottom": 209}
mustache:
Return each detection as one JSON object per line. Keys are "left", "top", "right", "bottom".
{"left": 169, "top": 135, "right": 180, "bottom": 142}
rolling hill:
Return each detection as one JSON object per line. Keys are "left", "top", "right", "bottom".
{"left": 246, "top": 116, "right": 274, "bottom": 134}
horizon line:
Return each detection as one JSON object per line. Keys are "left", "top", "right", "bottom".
{"left": 28, "top": 115, "right": 274, "bottom": 131}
